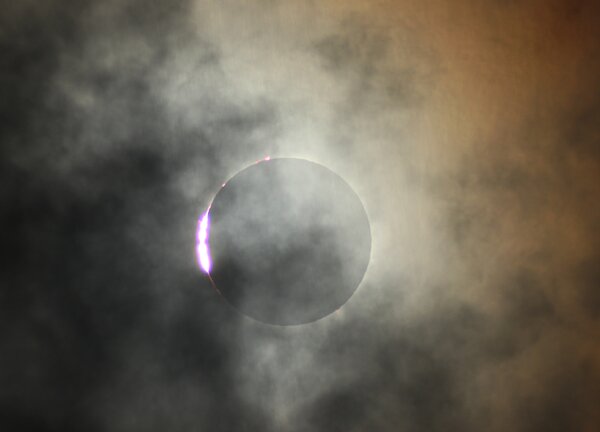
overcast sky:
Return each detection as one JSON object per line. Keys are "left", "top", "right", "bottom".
{"left": 1, "top": 0, "right": 599, "bottom": 431}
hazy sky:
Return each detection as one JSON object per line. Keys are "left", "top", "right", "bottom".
{"left": 1, "top": 0, "right": 599, "bottom": 431}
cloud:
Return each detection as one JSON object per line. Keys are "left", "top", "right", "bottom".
{"left": 1, "top": 0, "right": 599, "bottom": 431}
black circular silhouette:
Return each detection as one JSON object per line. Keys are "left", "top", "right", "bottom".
{"left": 207, "top": 158, "right": 371, "bottom": 325}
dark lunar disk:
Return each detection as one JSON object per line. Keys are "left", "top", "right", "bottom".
{"left": 208, "top": 158, "right": 371, "bottom": 325}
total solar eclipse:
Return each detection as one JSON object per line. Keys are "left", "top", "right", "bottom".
{"left": 196, "top": 157, "right": 371, "bottom": 325}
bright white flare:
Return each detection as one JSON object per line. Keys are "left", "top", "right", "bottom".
{"left": 196, "top": 157, "right": 270, "bottom": 275}
{"left": 196, "top": 210, "right": 211, "bottom": 274}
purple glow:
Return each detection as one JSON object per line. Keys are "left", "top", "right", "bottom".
{"left": 196, "top": 209, "right": 211, "bottom": 274}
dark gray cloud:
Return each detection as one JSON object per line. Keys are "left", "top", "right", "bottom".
{"left": 0, "top": 1, "right": 271, "bottom": 430}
